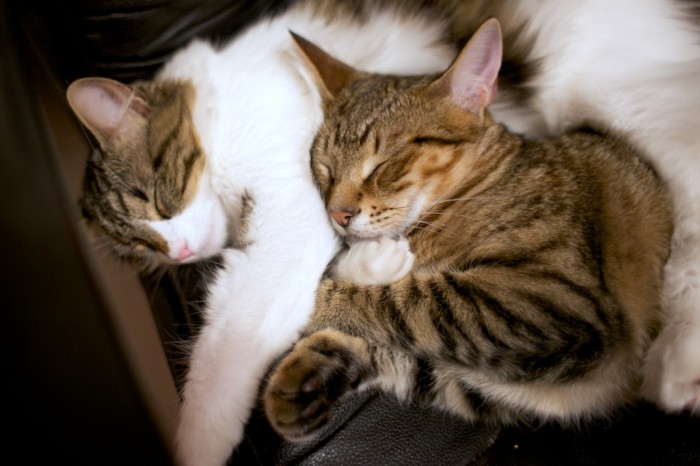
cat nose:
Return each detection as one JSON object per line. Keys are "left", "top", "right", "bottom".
{"left": 176, "top": 243, "right": 194, "bottom": 261}
{"left": 330, "top": 209, "right": 356, "bottom": 227}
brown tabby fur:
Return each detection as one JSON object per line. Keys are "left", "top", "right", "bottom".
{"left": 69, "top": 0, "right": 528, "bottom": 270}
{"left": 68, "top": 78, "right": 205, "bottom": 267}
{"left": 263, "top": 21, "right": 673, "bottom": 441}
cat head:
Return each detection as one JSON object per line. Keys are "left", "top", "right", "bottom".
{"left": 292, "top": 19, "right": 503, "bottom": 241}
{"left": 67, "top": 77, "right": 229, "bottom": 269}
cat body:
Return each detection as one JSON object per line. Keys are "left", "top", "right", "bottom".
{"left": 66, "top": 0, "right": 699, "bottom": 463}
{"left": 264, "top": 20, "right": 674, "bottom": 440}
{"left": 67, "top": 2, "right": 455, "bottom": 465}
{"left": 290, "top": 0, "right": 700, "bottom": 413}
{"left": 449, "top": 0, "right": 700, "bottom": 413}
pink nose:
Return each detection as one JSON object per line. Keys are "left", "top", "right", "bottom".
{"left": 331, "top": 210, "right": 355, "bottom": 227}
{"left": 176, "top": 244, "right": 194, "bottom": 261}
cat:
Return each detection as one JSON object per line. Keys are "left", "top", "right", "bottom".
{"left": 263, "top": 19, "right": 674, "bottom": 441}
{"left": 325, "top": 0, "right": 700, "bottom": 416}
{"left": 65, "top": 1, "right": 456, "bottom": 465}
{"left": 65, "top": 0, "right": 699, "bottom": 463}
{"left": 436, "top": 0, "right": 700, "bottom": 414}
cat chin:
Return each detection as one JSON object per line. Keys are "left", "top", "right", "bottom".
{"left": 343, "top": 233, "right": 386, "bottom": 244}
{"left": 344, "top": 232, "right": 407, "bottom": 245}
{"left": 159, "top": 231, "right": 227, "bottom": 263}
{"left": 155, "top": 250, "right": 209, "bottom": 265}
{"left": 338, "top": 220, "right": 406, "bottom": 244}
{"left": 149, "top": 224, "right": 228, "bottom": 263}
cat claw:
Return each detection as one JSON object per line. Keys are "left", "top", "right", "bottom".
{"left": 332, "top": 235, "right": 415, "bottom": 285}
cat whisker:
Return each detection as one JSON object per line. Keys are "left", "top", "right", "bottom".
{"left": 88, "top": 239, "right": 115, "bottom": 252}
{"left": 431, "top": 195, "right": 496, "bottom": 206}
{"left": 143, "top": 266, "right": 171, "bottom": 303}
{"left": 87, "top": 240, "right": 124, "bottom": 263}
{"left": 423, "top": 210, "right": 478, "bottom": 221}
{"left": 411, "top": 220, "right": 464, "bottom": 241}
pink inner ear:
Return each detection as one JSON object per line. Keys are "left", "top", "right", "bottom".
{"left": 68, "top": 78, "right": 137, "bottom": 137}
{"left": 447, "top": 19, "right": 503, "bottom": 111}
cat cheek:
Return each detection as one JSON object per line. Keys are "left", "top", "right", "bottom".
{"left": 406, "top": 193, "right": 428, "bottom": 224}
{"left": 130, "top": 243, "right": 160, "bottom": 269}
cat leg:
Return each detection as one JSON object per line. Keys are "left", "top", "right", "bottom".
{"left": 264, "top": 329, "right": 374, "bottom": 441}
{"left": 174, "top": 250, "right": 269, "bottom": 466}
{"left": 264, "top": 328, "right": 418, "bottom": 441}
{"left": 643, "top": 317, "right": 700, "bottom": 414}
{"left": 642, "top": 180, "right": 700, "bottom": 414}
{"left": 175, "top": 245, "right": 325, "bottom": 465}
{"left": 331, "top": 235, "right": 414, "bottom": 285}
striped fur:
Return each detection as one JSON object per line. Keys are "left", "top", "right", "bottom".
{"left": 264, "top": 24, "right": 673, "bottom": 441}
{"left": 66, "top": 2, "right": 460, "bottom": 463}
{"left": 69, "top": 79, "right": 208, "bottom": 268}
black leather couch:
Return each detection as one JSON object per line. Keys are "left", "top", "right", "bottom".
{"left": 5, "top": 1, "right": 699, "bottom": 464}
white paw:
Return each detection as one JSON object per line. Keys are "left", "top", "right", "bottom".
{"left": 641, "top": 236, "right": 700, "bottom": 415}
{"left": 642, "top": 320, "right": 700, "bottom": 415}
{"left": 331, "top": 236, "right": 415, "bottom": 286}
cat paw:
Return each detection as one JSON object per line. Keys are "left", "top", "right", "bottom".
{"left": 264, "top": 330, "right": 369, "bottom": 441}
{"left": 642, "top": 320, "right": 700, "bottom": 415}
{"left": 642, "top": 238, "right": 700, "bottom": 414}
{"left": 332, "top": 236, "right": 414, "bottom": 285}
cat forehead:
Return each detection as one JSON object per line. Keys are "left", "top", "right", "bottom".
{"left": 333, "top": 75, "right": 430, "bottom": 118}
{"left": 322, "top": 75, "right": 433, "bottom": 143}
{"left": 138, "top": 79, "right": 195, "bottom": 107}
{"left": 86, "top": 78, "right": 201, "bottom": 189}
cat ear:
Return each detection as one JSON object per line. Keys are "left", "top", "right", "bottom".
{"left": 433, "top": 18, "right": 502, "bottom": 114}
{"left": 289, "top": 31, "right": 361, "bottom": 99}
{"left": 66, "top": 77, "right": 149, "bottom": 145}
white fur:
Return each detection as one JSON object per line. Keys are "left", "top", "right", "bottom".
{"left": 332, "top": 236, "right": 415, "bottom": 286}
{"left": 153, "top": 4, "right": 455, "bottom": 465}
{"left": 486, "top": 0, "right": 700, "bottom": 415}
{"left": 149, "top": 170, "right": 230, "bottom": 263}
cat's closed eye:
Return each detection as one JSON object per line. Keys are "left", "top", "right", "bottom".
{"left": 366, "top": 159, "right": 389, "bottom": 181}
{"left": 315, "top": 162, "right": 334, "bottom": 185}
{"left": 154, "top": 193, "right": 172, "bottom": 220}
{"left": 411, "top": 135, "right": 462, "bottom": 146}
{"left": 129, "top": 187, "right": 149, "bottom": 202}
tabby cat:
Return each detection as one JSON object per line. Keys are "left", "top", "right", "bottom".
{"left": 263, "top": 20, "right": 674, "bottom": 440}
{"left": 65, "top": 2, "right": 455, "bottom": 465}
{"left": 65, "top": 0, "right": 699, "bottom": 463}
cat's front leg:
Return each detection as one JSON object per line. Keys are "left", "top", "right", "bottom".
{"left": 641, "top": 179, "right": 700, "bottom": 415}
{"left": 642, "top": 235, "right": 700, "bottom": 414}
{"left": 642, "top": 319, "right": 700, "bottom": 414}
{"left": 331, "top": 235, "right": 414, "bottom": 286}
{"left": 264, "top": 329, "right": 374, "bottom": 441}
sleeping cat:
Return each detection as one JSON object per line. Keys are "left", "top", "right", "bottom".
{"left": 65, "top": 2, "right": 456, "bottom": 465}
{"left": 65, "top": 0, "right": 699, "bottom": 463}
{"left": 263, "top": 19, "right": 674, "bottom": 440}
{"left": 440, "top": 0, "right": 700, "bottom": 414}
{"left": 317, "top": 0, "right": 700, "bottom": 417}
